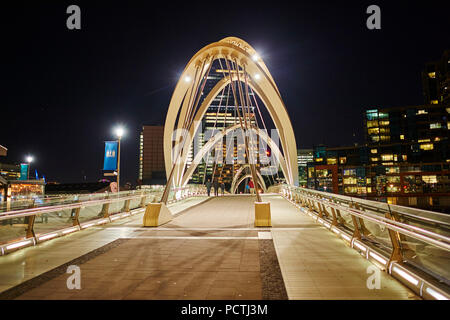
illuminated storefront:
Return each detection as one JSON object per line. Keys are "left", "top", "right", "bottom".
{"left": 4, "top": 180, "right": 45, "bottom": 201}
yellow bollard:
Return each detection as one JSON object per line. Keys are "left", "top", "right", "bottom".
{"left": 255, "top": 202, "right": 272, "bottom": 227}
{"left": 143, "top": 202, "right": 173, "bottom": 227}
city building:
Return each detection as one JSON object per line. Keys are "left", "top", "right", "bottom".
{"left": 306, "top": 104, "right": 450, "bottom": 212}
{"left": 297, "top": 149, "right": 313, "bottom": 186}
{"left": 189, "top": 60, "right": 260, "bottom": 189}
{"left": 0, "top": 145, "right": 46, "bottom": 202}
{"left": 139, "top": 125, "right": 166, "bottom": 185}
{"left": 305, "top": 52, "right": 450, "bottom": 212}
{"left": 422, "top": 50, "right": 450, "bottom": 106}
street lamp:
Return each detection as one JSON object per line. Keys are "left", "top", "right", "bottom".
{"left": 25, "top": 155, "right": 34, "bottom": 180}
{"left": 114, "top": 127, "right": 125, "bottom": 193}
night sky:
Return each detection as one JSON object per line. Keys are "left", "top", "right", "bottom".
{"left": 1, "top": 1, "right": 449, "bottom": 184}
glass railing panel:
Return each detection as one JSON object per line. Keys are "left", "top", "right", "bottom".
{"left": 401, "top": 233, "right": 450, "bottom": 283}
{"left": 129, "top": 197, "right": 141, "bottom": 210}
{"left": 108, "top": 199, "right": 125, "bottom": 215}
{"left": 78, "top": 204, "right": 104, "bottom": 223}
{"left": 33, "top": 209, "right": 74, "bottom": 236}
{"left": 0, "top": 216, "right": 29, "bottom": 245}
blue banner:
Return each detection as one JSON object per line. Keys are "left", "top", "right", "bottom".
{"left": 103, "top": 141, "right": 118, "bottom": 171}
{"left": 19, "top": 164, "right": 29, "bottom": 180}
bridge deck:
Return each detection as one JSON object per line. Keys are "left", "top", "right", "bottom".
{"left": 0, "top": 194, "right": 418, "bottom": 300}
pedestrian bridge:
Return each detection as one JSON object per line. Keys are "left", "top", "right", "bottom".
{"left": 0, "top": 185, "right": 448, "bottom": 300}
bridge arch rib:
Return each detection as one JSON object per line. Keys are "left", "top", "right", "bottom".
{"left": 164, "top": 36, "right": 299, "bottom": 188}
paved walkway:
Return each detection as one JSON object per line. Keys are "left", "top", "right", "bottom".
{"left": 0, "top": 194, "right": 419, "bottom": 300}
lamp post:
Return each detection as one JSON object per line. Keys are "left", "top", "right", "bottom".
{"left": 115, "top": 127, "right": 124, "bottom": 193}
{"left": 26, "top": 156, "right": 34, "bottom": 180}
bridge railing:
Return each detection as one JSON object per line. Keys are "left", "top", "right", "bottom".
{"left": 280, "top": 184, "right": 450, "bottom": 300}
{"left": 0, "top": 184, "right": 206, "bottom": 256}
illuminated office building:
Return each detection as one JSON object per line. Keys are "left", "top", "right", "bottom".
{"left": 139, "top": 125, "right": 166, "bottom": 185}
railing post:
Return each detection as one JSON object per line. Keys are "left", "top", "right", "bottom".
{"left": 353, "top": 202, "right": 371, "bottom": 236}
{"left": 71, "top": 207, "right": 81, "bottom": 226}
{"left": 101, "top": 203, "right": 110, "bottom": 218}
{"left": 315, "top": 200, "right": 323, "bottom": 218}
{"left": 348, "top": 203, "right": 362, "bottom": 240}
{"left": 122, "top": 199, "right": 131, "bottom": 212}
{"left": 330, "top": 206, "right": 339, "bottom": 226}
{"left": 25, "top": 215, "right": 36, "bottom": 238}
{"left": 140, "top": 195, "right": 147, "bottom": 208}
{"left": 320, "top": 202, "right": 330, "bottom": 218}
{"left": 385, "top": 208, "right": 404, "bottom": 263}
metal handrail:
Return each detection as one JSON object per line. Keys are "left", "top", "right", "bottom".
{"left": 298, "top": 192, "right": 450, "bottom": 245}
{"left": 0, "top": 185, "right": 202, "bottom": 221}
{"left": 287, "top": 185, "right": 450, "bottom": 227}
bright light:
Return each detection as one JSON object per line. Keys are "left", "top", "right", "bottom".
{"left": 6, "top": 240, "right": 32, "bottom": 250}
{"left": 39, "top": 233, "right": 58, "bottom": 241}
{"left": 252, "top": 54, "right": 259, "bottom": 61}
{"left": 26, "top": 156, "right": 34, "bottom": 163}
{"left": 369, "top": 251, "right": 387, "bottom": 265}
{"left": 62, "top": 227, "right": 78, "bottom": 234}
{"left": 341, "top": 233, "right": 351, "bottom": 241}
{"left": 392, "top": 266, "right": 419, "bottom": 286}
{"left": 426, "top": 287, "right": 448, "bottom": 300}
{"left": 353, "top": 241, "right": 367, "bottom": 252}
{"left": 115, "top": 127, "right": 125, "bottom": 138}
{"left": 254, "top": 74, "right": 261, "bottom": 80}
{"left": 185, "top": 76, "right": 191, "bottom": 82}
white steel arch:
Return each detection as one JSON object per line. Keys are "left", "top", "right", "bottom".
{"left": 164, "top": 36, "right": 299, "bottom": 188}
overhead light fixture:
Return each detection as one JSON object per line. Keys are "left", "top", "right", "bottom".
{"left": 254, "top": 74, "right": 261, "bottom": 80}
{"left": 252, "top": 54, "right": 259, "bottom": 61}
{"left": 185, "top": 76, "right": 191, "bottom": 82}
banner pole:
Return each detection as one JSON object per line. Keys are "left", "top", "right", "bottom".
{"left": 117, "top": 138, "right": 121, "bottom": 193}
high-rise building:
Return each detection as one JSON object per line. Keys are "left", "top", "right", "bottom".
{"left": 297, "top": 149, "right": 313, "bottom": 186}
{"left": 422, "top": 50, "right": 450, "bottom": 106}
{"left": 189, "top": 60, "right": 259, "bottom": 188}
{"left": 139, "top": 125, "right": 165, "bottom": 185}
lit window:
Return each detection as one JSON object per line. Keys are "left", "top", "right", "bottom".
{"left": 339, "top": 157, "right": 347, "bottom": 164}
{"left": 327, "top": 158, "right": 337, "bottom": 165}
{"left": 422, "top": 175, "right": 437, "bottom": 183}
{"left": 400, "top": 135, "right": 405, "bottom": 140}
{"left": 428, "top": 72, "right": 436, "bottom": 79}
{"left": 402, "top": 155, "right": 407, "bottom": 161}
{"left": 430, "top": 123, "right": 442, "bottom": 129}
{"left": 368, "top": 128, "right": 380, "bottom": 135}
{"left": 420, "top": 143, "right": 434, "bottom": 150}
{"left": 366, "top": 120, "right": 379, "bottom": 128}
{"left": 381, "top": 154, "right": 394, "bottom": 161}
{"left": 431, "top": 100, "right": 439, "bottom": 105}
{"left": 371, "top": 157, "right": 379, "bottom": 162}
{"left": 418, "top": 139, "right": 430, "bottom": 143}
{"left": 371, "top": 149, "right": 378, "bottom": 154}
{"left": 416, "top": 110, "right": 428, "bottom": 115}
{"left": 315, "top": 158, "right": 323, "bottom": 162}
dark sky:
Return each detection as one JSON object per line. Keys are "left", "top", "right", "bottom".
{"left": 1, "top": 1, "right": 449, "bottom": 184}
